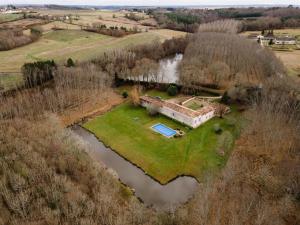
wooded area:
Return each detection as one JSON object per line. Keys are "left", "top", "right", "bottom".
{"left": 0, "top": 27, "right": 41, "bottom": 50}
{"left": 179, "top": 20, "right": 285, "bottom": 88}
{"left": 0, "top": 15, "right": 299, "bottom": 225}
{"left": 150, "top": 6, "right": 300, "bottom": 32}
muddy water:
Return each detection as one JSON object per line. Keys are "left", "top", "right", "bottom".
{"left": 71, "top": 125, "right": 198, "bottom": 210}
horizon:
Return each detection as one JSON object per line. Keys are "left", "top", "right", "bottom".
{"left": 2, "top": 0, "right": 300, "bottom": 7}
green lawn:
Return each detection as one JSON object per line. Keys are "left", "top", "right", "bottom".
{"left": 83, "top": 101, "right": 240, "bottom": 184}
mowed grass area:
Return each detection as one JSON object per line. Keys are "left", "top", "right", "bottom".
{"left": 0, "top": 29, "right": 183, "bottom": 73}
{"left": 83, "top": 97, "right": 240, "bottom": 184}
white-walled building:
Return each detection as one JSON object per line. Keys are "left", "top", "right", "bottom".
{"left": 140, "top": 96, "right": 228, "bottom": 128}
{"left": 274, "top": 37, "right": 297, "bottom": 45}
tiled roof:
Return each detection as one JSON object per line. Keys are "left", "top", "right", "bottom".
{"left": 140, "top": 96, "right": 216, "bottom": 118}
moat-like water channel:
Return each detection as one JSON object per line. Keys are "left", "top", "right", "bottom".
{"left": 71, "top": 125, "right": 198, "bottom": 210}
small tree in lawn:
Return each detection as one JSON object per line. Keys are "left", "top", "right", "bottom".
{"left": 167, "top": 84, "right": 178, "bottom": 96}
{"left": 130, "top": 86, "right": 140, "bottom": 106}
{"left": 216, "top": 104, "right": 228, "bottom": 118}
{"left": 122, "top": 91, "right": 128, "bottom": 98}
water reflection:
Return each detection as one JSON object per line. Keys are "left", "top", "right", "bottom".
{"left": 71, "top": 125, "right": 198, "bottom": 210}
{"left": 156, "top": 54, "right": 183, "bottom": 84}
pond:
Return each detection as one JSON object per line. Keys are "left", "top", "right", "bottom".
{"left": 135, "top": 54, "right": 183, "bottom": 84}
{"left": 71, "top": 125, "right": 198, "bottom": 210}
{"left": 157, "top": 54, "right": 183, "bottom": 84}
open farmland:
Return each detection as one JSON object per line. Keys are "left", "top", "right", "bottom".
{"left": 0, "top": 18, "right": 46, "bottom": 29}
{"left": 36, "top": 9, "right": 155, "bottom": 31}
{"left": 0, "top": 29, "right": 186, "bottom": 73}
{"left": 0, "top": 13, "right": 23, "bottom": 23}
{"left": 275, "top": 50, "right": 300, "bottom": 79}
{"left": 242, "top": 28, "right": 300, "bottom": 80}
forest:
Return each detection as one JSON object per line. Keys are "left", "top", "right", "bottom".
{"left": 179, "top": 20, "right": 285, "bottom": 89}
{"left": 151, "top": 6, "right": 300, "bottom": 32}
{"left": 0, "top": 17, "right": 299, "bottom": 225}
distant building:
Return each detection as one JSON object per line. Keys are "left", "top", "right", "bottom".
{"left": 255, "top": 33, "right": 297, "bottom": 46}
{"left": 274, "top": 37, "right": 297, "bottom": 45}
{"left": 140, "top": 96, "right": 229, "bottom": 128}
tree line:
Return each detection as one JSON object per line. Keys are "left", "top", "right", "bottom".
{"left": 90, "top": 36, "right": 189, "bottom": 82}
{"left": 0, "top": 63, "right": 112, "bottom": 120}
{"left": 0, "top": 26, "right": 42, "bottom": 51}
{"left": 150, "top": 6, "right": 300, "bottom": 33}
{"left": 83, "top": 22, "right": 141, "bottom": 38}
{"left": 179, "top": 20, "right": 285, "bottom": 89}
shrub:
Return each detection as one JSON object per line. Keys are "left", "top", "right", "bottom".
{"left": 213, "top": 123, "right": 223, "bottom": 134}
{"left": 66, "top": 58, "right": 75, "bottom": 67}
{"left": 0, "top": 29, "right": 40, "bottom": 51}
{"left": 167, "top": 84, "right": 178, "bottom": 96}
{"left": 122, "top": 91, "right": 128, "bottom": 98}
{"left": 22, "top": 60, "right": 57, "bottom": 88}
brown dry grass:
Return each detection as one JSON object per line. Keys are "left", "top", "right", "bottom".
{"left": 275, "top": 50, "right": 300, "bottom": 81}
{"left": 0, "top": 18, "right": 46, "bottom": 29}
{"left": 60, "top": 89, "right": 123, "bottom": 126}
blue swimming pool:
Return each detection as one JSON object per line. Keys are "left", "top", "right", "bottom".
{"left": 151, "top": 123, "right": 177, "bottom": 138}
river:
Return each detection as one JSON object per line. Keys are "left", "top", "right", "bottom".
{"left": 71, "top": 125, "right": 198, "bottom": 210}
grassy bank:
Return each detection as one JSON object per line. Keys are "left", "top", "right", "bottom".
{"left": 83, "top": 98, "right": 240, "bottom": 184}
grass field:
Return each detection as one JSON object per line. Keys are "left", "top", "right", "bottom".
{"left": 83, "top": 95, "right": 240, "bottom": 184}
{"left": 0, "top": 29, "right": 185, "bottom": 73}
{"left": 0, "top": 73, "right": 23, "bottom": 91}
{"left": 0, "top": 13, "right": 23, "bottom": 23}
{"left": 242, "top": 29, "right": 300, "bottom": 79}
{"left": 36, "top": 9, "right": 153, "bottom": 31}
{"left": 275, "top": 50, "right": 300, "bottom": 78}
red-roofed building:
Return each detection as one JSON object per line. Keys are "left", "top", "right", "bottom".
{"left": 140, "top": 96, "right": 229, "bottom": 128}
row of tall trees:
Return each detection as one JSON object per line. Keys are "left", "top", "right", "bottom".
{"left": 179, "top": 20, "right": 285, "bottom": 89}
{"left": 198, "top": 19, "right": 242, "bottom": 34}
{"left": 90, "top": 36, "right": 189, "bottom": 82}
{"left": 0, "top": 64, "right": 112, "bottom": 120}
{"left": 84, "top": 23, "right": 141, "bottom": 38}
